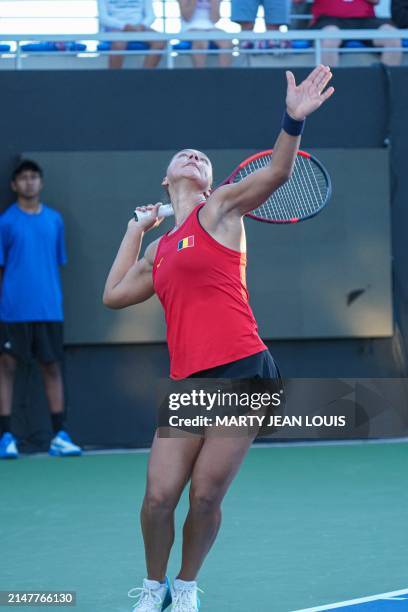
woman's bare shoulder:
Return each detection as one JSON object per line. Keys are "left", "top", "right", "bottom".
{"left": 144, "top": 235, "right": 166, "bottom": 266}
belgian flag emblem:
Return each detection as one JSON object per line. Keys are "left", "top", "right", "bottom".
{"left": 177, "top": 235, "right": 195, "bottom": 251}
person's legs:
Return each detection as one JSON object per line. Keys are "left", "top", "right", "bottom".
{"left": 0, "top": 353, "right": 19, "bottom": 457}
{"left": 215, "top": 35, "right": 233, "bottom": 67}
{"left": 34, "top": 323, "right": 81, "bottom": 455}
{"left": 109, "top": 41, "right": 127, "bottom": 69}
{"left": 231, "top": 0, "right": 258, "bottom": 47}
{"left": 321, "top": 25, "right": 341, "bottom": 67}
{"left": 34, "top": 323, "right": 65, "bottom": 424}
{"left": 239, "top": 21, "right": 255, "bottom": 30}
{"left": 141, "top": 430, "right": 204, "bottom": 581}
{"left": 191, "top": 39, "right": 209, "bottom": 68}
{"left": 177, "top": 432, "right": 256, "bottom": 580}
{"left": 0, "top": 353, "right": 17, "bottom": 431}
{"left": 263, "top": 0, "right": 290, "bottom": 47}
{"left": 143, "top": 34, "right": 165, "bottom": 69}
{"left": 373, "top": 23, "right": 402, "bottom": 66}
{"left": 0, "top": 323, "right": 31, "bottom": 436}
{"left": 38, "top": 361, "right": 64, "bottom": 416}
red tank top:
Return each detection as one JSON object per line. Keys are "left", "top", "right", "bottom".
{"left": 312, "top": 0, "right": 375, "bottom": 20}
{"left": 153, "top": 203, "right": 267, "bottom": 380}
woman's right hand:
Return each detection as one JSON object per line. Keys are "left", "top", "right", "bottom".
{"left": 129, "top": 202, "right": 164, "bottom": 232}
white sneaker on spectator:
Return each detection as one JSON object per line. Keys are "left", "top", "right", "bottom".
{"left": 171, "top": 579, "right": 203, "bottom": 611}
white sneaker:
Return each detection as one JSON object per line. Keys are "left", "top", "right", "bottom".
{"left": 128, "top": 577, "right": 172, "bottom": 611}
{"left": 171, "top": 579, "right": 203, "bottom": 611}
{"left": 49, "top": 430, "right": 82, "bottom": 457}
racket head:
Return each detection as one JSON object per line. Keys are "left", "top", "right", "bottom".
{"left": 222, "top": 149, "right": 332, "bottom": 224}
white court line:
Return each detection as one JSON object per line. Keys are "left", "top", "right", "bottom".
{"left": 292, "top": 587, "right": 408, "bottom": 611}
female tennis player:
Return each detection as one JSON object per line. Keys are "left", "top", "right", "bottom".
{"left": 103, "top": 65, "right": 334, "bottom": 611}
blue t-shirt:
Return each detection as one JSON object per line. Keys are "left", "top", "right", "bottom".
{"left": 0, "top": 203, "right": 67, "bottom": 322}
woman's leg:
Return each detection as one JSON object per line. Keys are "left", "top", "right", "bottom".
{"left": 321, "top": 25, "right": 341, "bottom": 67}
{"left": 177, "top": 432, "right": 256, "bottom": 580}
{"left": 215, "top": 37, "right": 233, "bottom": 67}
{"left": 143, "top": 30, "right": 165, "bottom": 69}
{"left": 141, "top": 430, "right": 204, "bottom": 581}
{"left": 109, "top": 41, "right": 127, "bottom": 69}
{"left": 191, "top": 40, "right": 209, "bottom": 68}
{"left": 373, "top": 24, "right": 402, "bottom": 66}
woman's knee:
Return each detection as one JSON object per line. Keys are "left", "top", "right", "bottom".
{"left": 322, "top": 25, "right": 341, "bottom": 49}
{"left": 189, "top": 486, "right": 222, "bottom": 514}
{"left": 374, "top": 24, "right": 401, "bottom": 48}
{"left": 143, "top": 488, "right": 179, "bottom": 514}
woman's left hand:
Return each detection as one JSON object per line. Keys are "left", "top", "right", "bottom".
{"left": 285, "top": 65, "right": 334, "bottom": 121}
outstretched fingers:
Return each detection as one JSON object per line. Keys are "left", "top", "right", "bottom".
{"left": 286, "top": 70, "right": 296, "bottom": 90}
{"left": 305, "top": 64, "right": 328, "bottom": 87}
{"left": 321, "top": 86, "right": 335, "bottom": 102}
{"left": 314, "top": 67, "right": 332, "bottom": 92}
{"left": 304, "top": 65, "right": 322, "bottom": 85}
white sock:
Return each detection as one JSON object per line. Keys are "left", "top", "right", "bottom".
{"left": 173, "top": 579, "right": 197, "bottom": 589}
{"left": 144, "top": 578, "right": 167, "bottom": 590}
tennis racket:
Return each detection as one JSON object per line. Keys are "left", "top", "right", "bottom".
{"left": 134, "top": 149, "right": 331, "bottom": 225}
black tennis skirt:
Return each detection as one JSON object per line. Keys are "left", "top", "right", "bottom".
{"left": 158, "top": 350, "right": 285, "bottom": 438}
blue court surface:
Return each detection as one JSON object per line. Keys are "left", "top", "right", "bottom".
{"left": 294, "top": 588, "right": 408, "bottom": 611}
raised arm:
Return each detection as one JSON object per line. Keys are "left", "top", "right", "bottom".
{"left": 206, "top": 65, "right": 334, "bottom": 218}
{"left": 103, "top": 203, "right": 163, "bottom": 309}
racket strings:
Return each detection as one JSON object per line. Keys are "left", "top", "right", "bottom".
{"left": 234, "top": 153, "right": 329, "bottom": 222}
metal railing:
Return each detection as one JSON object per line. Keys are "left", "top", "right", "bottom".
{"left": 0, "top": 29, "right": 407, "bottom": 69}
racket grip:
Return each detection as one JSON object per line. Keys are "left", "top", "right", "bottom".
{"left": 134, "top": 204, "right": 174, "bottom": 221}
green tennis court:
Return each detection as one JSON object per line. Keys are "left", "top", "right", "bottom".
{"left": 1, "top": 441, "right": 407, "bottom": 612}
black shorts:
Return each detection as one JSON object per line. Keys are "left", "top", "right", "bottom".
{"left": 311, "top": 16, "right": 391, "bottom": 47}
{"left": 0, "top": 322, "right": 64, "bottom": 364}
{"left": 158, "top": 350, "right": 285, "bottom": 437}
{"left": 190, "top": 349, "right": 281, "bottom": 380}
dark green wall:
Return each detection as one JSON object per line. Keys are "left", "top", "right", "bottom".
{"left": 0, "top": 67, "right": 406, "bottom": 449}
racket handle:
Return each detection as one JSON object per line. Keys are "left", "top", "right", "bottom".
{"left": 134, "top": 203, "right": 174, "bottom": 222}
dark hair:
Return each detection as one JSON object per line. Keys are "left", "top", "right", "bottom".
{"left": 12, "top": 160, "right": 43, "bottom": 181}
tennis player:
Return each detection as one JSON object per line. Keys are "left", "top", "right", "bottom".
{"left": 103, "top": 65, "right": 334, "bottom": 611}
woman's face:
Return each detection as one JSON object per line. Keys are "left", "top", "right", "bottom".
{"left": 164, "top": 149, "right": 213, "bottom": 195}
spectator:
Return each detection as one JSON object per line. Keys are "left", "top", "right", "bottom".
{"left": 231, "top": 0, "right": 291, "bottom": 49}
{"left": 179, "top": 0, "right": 232, "bottom": 67}
{"left": 0, "top": 161, "right": 81, "bottom": 459}
{"left": 97, "top": 0, "right": 164, "bottom": 69}
{"left": 310, "top": 0, "right": 402, "bottom": 66}
{"left": 392, "top": 0, "right": 408, "bottom": 27}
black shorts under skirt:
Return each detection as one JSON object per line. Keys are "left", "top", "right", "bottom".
{"left": 158, "top": 350, "right": 285, "bottom": 438}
